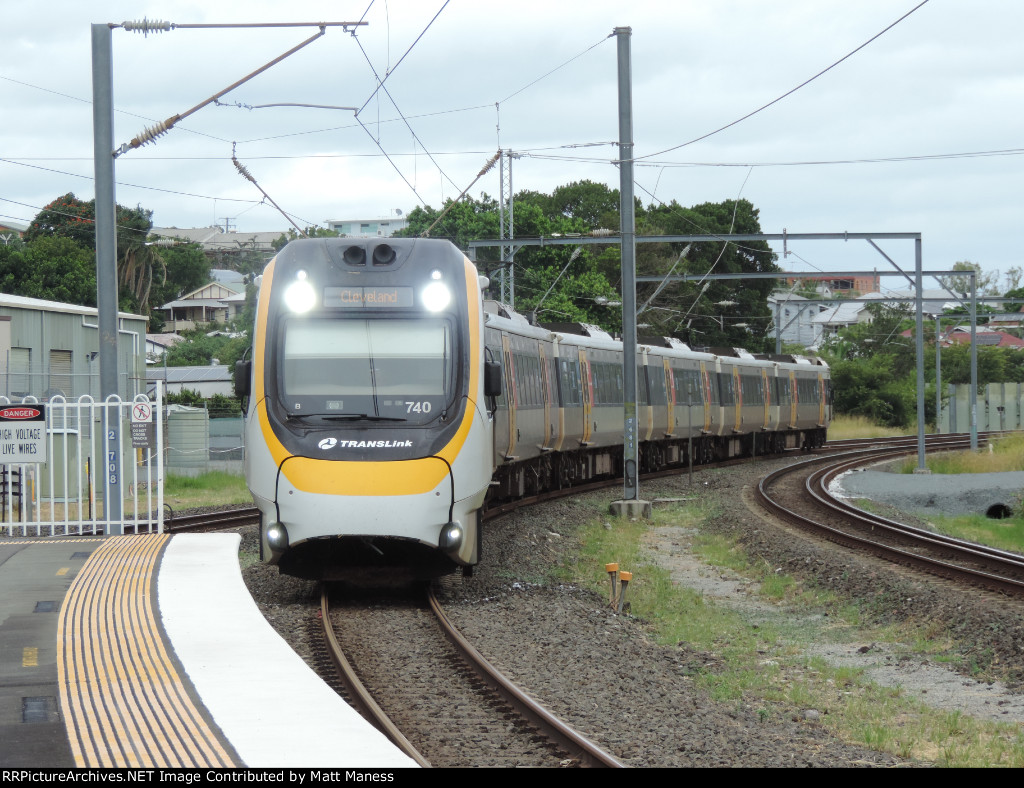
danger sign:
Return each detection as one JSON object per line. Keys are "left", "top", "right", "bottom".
{"left": 0, "top": 405, "right": 46, "bottom": 463}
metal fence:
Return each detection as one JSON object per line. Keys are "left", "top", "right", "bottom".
{"left": 942, "top": 383, "right": 1024, "bottom": 433}
{"left": 0, "top": 387, "right": 164, "bottom": 537}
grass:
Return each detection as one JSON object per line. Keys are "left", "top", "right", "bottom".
{"left": 560, "top": 495, "right": 1024, "bottom": 767}
{"left": 163, "top": 471, "right": 253, "bottom": 509}
{"left": 142, "top": 464, "right": 1024, "bottom": 765}
{"left": 897, "top": 433, "right": 1024, "bottom": 475}
{"left": 827, "top": 415, "right": 911, "bottom": 441}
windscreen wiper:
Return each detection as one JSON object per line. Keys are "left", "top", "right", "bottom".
{"left": 317, "top": 414, "right": 408, "bottom": 422}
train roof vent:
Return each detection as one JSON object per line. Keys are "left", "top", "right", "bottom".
{"left": 665, "top": 337, "right": 692, "bottom": 351}
{"left": 542, "top": 322, "right": 614, "bottom": 341}
{"left": 484, "top": 300, "right": 532, "bottom": 325}
{"left": 754, "top": 353, "right": 799, "bottom": 363}
{"left": 640, "top": 335, "right": 692, "bottom": 350}
{"left": 709, "top": 346, "right": 756, "bottom": 359}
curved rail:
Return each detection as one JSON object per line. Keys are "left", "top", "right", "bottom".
{"left": 756, "top": 438, "right": 1024, "bottom": 596}
{"left": 318, "top": 588, "right": 432, "bottom": 767}
{"left": 318, "top": 584, "right": 623, "bottom": 768}
{"left": 426, "top": 585, "right": 625, "bottom": 768}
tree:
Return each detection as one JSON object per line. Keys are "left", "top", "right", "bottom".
{"left": 830, "top": 354, "right": 917, "bottom": 427}
{"left": 544, "top": 180, "right": 620, "bottom": 229}
{"left": 1002, "top": 285, "right": 1024, "bottom": 313}
{"left": 1003, "top": 266, "right": 1023, "bottom": 293}
{"left": 0, "top": 236, "right": 97, "bottom": 305}
{"left": 819, "top": 303, "right": 915, "bottom": 376}
{"left": 396, "top": 194, "right": 502, "bottom": 252}
{"left": 273, "top": 226, "right": 340, "bottom": 251}
{"left": 637, "top": 199, "right": 779, "bottom": 349}
{"left": 25, "top": 193, "right": 165, "bottom": 314}
{"left": 164, "top": 330, "right": 249, "bottom": 369}
{"left": 151, "top": 244, "right": 211, "bottom": 305}
{"left": 939, "top": 261, "right": 1000, "bottom": 297}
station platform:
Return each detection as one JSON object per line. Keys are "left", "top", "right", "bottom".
{"left": 0, "top": 532, "right": 417, "bottom": 769}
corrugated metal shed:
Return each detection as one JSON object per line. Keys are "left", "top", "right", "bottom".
{"left": 0, "top": 293, "right": 147, "bottom": 400}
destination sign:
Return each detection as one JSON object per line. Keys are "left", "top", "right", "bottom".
{"left": 323, "top": 286, "right": 414, "bottom": 308}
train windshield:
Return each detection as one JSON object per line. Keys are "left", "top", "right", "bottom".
{"left": 279, "top": 317, "right": 455, "bottom": 424}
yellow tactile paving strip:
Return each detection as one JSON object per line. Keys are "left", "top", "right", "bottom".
{"left": 57, "top": 534, "right": 238, "bottom": 768}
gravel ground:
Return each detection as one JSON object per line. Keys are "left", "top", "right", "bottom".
{"left": 833, "top": 464, "right": 1024, "bottom": 519}
{"left": 240, "top": 454, "right": 1024, "bottom": 767}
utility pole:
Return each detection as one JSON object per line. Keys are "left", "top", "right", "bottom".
{"left": 92, "top": 22, "right": 123, "bottom": 532}
{"left": 610, "top": 26, "right": 649, "bottom": 520}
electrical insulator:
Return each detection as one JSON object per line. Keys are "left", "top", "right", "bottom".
{"left": 130, "top": 120, "right": 173, "bottom": 149}
{"left": 122, "top": 18, "right": 174, "bottom": 36}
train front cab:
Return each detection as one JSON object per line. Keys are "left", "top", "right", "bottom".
{"left": 243, "top": 238, "right": 494, "bottom": 578}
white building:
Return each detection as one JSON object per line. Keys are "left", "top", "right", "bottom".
{"left": 326, "top": 216, "right": 409, "bottom": 237}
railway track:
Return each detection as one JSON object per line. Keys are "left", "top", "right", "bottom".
{"left": 318, "top": 583, "right": 624, "bottom": 768}
{"left": 756, "top": 434, "right": 1024, "bottom": 596}
{"left": 164, "top": 505, "right": 260, "bottom": 532}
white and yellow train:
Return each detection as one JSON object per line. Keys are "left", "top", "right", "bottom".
{"left": 238, "top": 238, "right": 830, "bottom": 580}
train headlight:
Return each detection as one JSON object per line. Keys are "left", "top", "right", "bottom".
{"left": 438, "top": 521, "right": 463, "bottom": 556}
{"left": 284, "top": 271, "right": 316, "bottom": 313}
{"left": 266, "top": 523, "right": 289, "bottom": 552}
{"left": 421, "top": 281, "right": 451, "bottom": 312}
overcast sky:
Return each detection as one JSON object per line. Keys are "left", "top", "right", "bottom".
{"left": 2, "top": 0, "right": 1021, "bottom": 290}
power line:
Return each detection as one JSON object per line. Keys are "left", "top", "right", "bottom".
{"left": 0, "top": 158, "right": 262, "bottom": 205}
{"left": 636, "top": 0, "right": 932, "bottom": 161}
{"left": 355, "top": 0, "right": 452, "bottom": 116}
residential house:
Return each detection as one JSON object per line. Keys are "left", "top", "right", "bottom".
{"left": 159, "top": 280, "right": 244, "bottom": 332}
{"left": 145, "top": 333, "right": 186, "bottom": 362}
{"left": 326, "top": 216, "right": 409, "bottom": 237}
{"left": 767, "top": 292, "right": 825, "bottom": 348}
{"left": 944, "top": 326, "right": 1024, "bottom": 349}
{"left": 0, "top": 220, "right": 27, "bottom": 246}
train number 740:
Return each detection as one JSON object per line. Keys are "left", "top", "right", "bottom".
{"left": 405, "top": 401, "right": 433, "bottom": 414}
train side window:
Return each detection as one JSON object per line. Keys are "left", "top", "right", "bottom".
{"left": 649, "top": 365, "right": 667, "bottom": 406}
{"left": 558, "top": 357, "right": 581, "bottom": 407}
{"left": 719, "top": 372, "right": 733, "bottom": 405}
{"left": 637, "top": 365, "right": 650, "bottom": 406}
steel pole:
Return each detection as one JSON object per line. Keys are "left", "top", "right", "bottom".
{"left": 92, "top": 23, "right": 122, "bottom": 529}
{"left": 616, "top": 26, "right": 639, "bottom": 505}
{"left": 915, "top": 237, "right": 926, "bottom": 471}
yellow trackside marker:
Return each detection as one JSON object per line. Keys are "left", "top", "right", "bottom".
{"left": 606, "top": 563, "right": 619, "bottom": 605}
{"left": 57, "top": 568, "right": 69, "bottom": 576}
{"left": 23, "top": 647, "right": 38, "bottom": 667}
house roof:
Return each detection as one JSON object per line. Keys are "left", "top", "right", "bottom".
{"left": 946, "top": 327, "right": 1024, "bottom": 348}
{"left": 0, "top": 292, "right": 144, "bottom": 320}
{"left": 146, "top": 365, "right": 232, "bottom": 383}
{"left": 151, "top": 226, "right": 283, "bottom": 252}
{"left": 812, "top": 302, "right": 867, "bottom": 326}
{"left": 146, "top": 333, "right": 187, "bottom": 349}
{"left": 211, "top": 268, "right": 247, "bottom": 284}
{"left": 160, "top": 298, "right": 232, "bottom": 310}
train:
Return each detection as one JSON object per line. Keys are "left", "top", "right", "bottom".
{"left": 236, "top": 237, "right": 831, "bottom": 580}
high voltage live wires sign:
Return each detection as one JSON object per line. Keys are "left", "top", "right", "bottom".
{"left": 0, "top": 405, "right": 46, "bottom": 463}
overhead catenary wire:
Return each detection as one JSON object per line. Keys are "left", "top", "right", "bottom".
{"left": 115, "top": 24, "right": 339, "bottom": 157}
{"left": 635, "top": 0, "right": 932, "bottom": 161}
{"left": 421, "top": 152, "right": 501, "bottom": 237}
{"left": 353, "top": 0, "right": 451, "bottom": 117}
{"left": 231, "top": 146, "right": 307, "bottom": 237}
